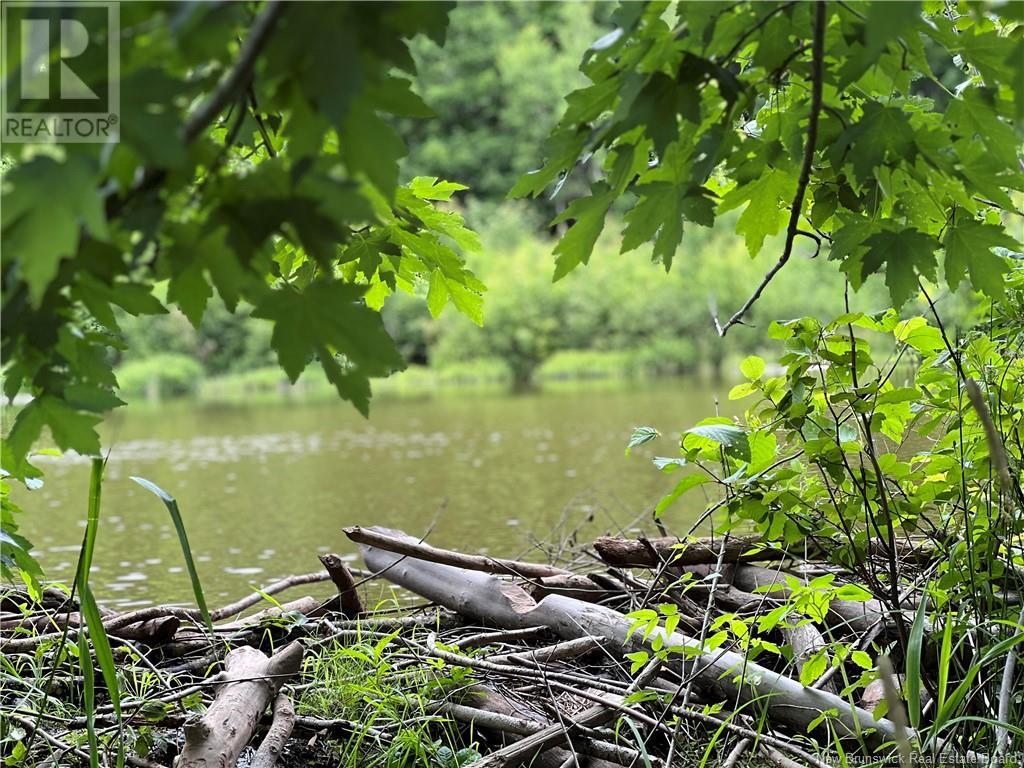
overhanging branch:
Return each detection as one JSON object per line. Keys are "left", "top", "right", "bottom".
{"left": 182, "top": 0, "right": 284, "bottom": 143}
{"left": 718, "top": 0, "right": 827, "bottom": 337}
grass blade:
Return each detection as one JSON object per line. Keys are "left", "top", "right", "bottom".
{"left": 937, "top": 611, "right": 953, "bottom": 713}
{"left": 905, "top": 593, "right": 928, "bottom": 731}
{"left": 77, "top": 629, "right": 99, "bottom": 768}
{"left": 75, "top": 458, "right": 123, "bottom": 766}
{"left": 130, "top": 476, "right": 213, "bottom": 632}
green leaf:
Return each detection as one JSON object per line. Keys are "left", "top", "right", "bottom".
{"left": 551, "top": 186, "right": 614, "bottom": 280}
{"left": 369, "top": 77, "right": 435, "bottom": 118}
{"left": 833, "top": 103, "right": 915, "bottom": 185}
{"left": 800, "top": 649, "right": 829, "bottom": 686}
{"left": 840, "top": 2, "right": 921, "bottom": 85}
{"left": 253, "top": 280, "right": 406, "bottom": 390}
{"left": 943, "top": 219, "right": 1016, "bottom": 299}
{"left": 626, "top": 426, "right": 660, "bottom": 455}
{"left": 906, "top": 594, "right": 928, "bottom": 730}
{"left": 729, "top": 382, "right": 758, "bottom": 400}
{"left": 747, "top": 431, "right": 777, "bottom": 475}
{"left": 409, "top": 176, "right": 469, "bottom": 201}
{"left": 341, "top": 98, "right": 406, "bottom": 198}
{"left": 656, "top": 473, "right": 710, "bottom": 517}
{"left": 446, "top": 280, "right": 484, "bottom": 326}
{"left": 718, "top": 168, "right": 797, "bottom": 256}
{"left": 167, "top": 261, "right": 213, "bottom": 328}
{"left": 739, "top": 355, "right": 765, "bottom": 380}
{"left": 685, "top": 423, "right": 748, "bottom": 450}
{"left": 621, "top": 184, "right": 682, "bottom": 260}
{"left": 1, "top": 155, "right": 106, "bottom": 306}
{"left": 427, "top": 271, "right": 449, "bottom": 318}
{"left": 946, "top": 88, "right": 1020, "bottom": 167}
{"left": 130, "top": 476, "right": 213, "bottom": 633}
{"left": 6, "top": 397, "right": 102, "bottom": 475}
{"left": 852, "top": 650, "right": 873, "bottom": 670}
{"left": 652, "top": 456, "right": 687, "bottom": 472}
{"left": 861, "top": 229, "right": 939, "bottom": 308}
{"left": 835, "top": 583, "right": 873, "bottom": 602}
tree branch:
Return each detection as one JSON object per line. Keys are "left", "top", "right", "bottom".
{"left": 182, "top": 0, "right": 285, "bottom": 143}
{"left": 719, "top": 0, "right": 827, "bottom": 337}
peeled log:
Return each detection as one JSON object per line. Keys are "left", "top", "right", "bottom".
{"left": 177, "top": 641, "right": 303, "bottom": 768}
{"left": 359, "top": 528, "right": 896, "bottom": 746}
{"left": 251, "top": 694, "right": 297, "bottom": 768}
{"left": 785, "top": 622, "right": 835, "bottom": 692}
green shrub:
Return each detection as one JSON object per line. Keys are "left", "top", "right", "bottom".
{"left": 117, "top": 354, "right": 203, "bottom": 401}
{"left": 434, "top": 358, "right": 511, "bottom": 386}
{"left": 631, "top": 337, "right": 698, "bottom": 377}
{"left": 198, "top": 366, "right": 335, "bottom": 402}
{"left": 535, "top": 349, "right": 637, "bottom": 381}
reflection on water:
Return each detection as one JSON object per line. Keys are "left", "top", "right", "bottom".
{"left": 17, "top": 379, "right": 738, "bottom": 607}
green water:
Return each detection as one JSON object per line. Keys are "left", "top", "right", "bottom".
{"left": 18, "top": 379, "right": 737, "bottom": 608}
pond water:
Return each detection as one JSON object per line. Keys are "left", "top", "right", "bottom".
{"left": 17, "top": 379, "right": 739, "bottom": 609}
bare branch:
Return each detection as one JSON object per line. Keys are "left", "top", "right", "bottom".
{"left": 719, "top": 0, "right": 827, "bottom": 336}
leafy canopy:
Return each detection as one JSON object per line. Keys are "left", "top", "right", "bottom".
{"left": 512, "top": 1, "right": 1022, "bottom": 318}
{"left": 1, "top": 2, "right": 484, "bottom": 479}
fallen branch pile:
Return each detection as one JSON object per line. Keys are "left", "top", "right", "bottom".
{"left": 1, "top": 524, "right": 935, "bottom": 767}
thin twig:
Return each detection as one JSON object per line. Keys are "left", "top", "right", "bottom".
{"left": 719, "top": 0, "right": 827, "bottom": 336}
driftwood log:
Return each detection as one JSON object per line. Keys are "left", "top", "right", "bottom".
{"left": 594, "top": 534, "right": 938, "bottom": 569}
{"left": 177, "top": 640, "right": 303, "bottom": 768}
{"left": 345, "top": 525, "right": 570, "bottom": 578}
{"left": 593, "top": 535, "right": 791, "bottom": 567}
{"left": 358, "top": 527, "right": 897, "bottom": 746}
{"left": 319, "top": 553, "right": 363, "bottom": 618}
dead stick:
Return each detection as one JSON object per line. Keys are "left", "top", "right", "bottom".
{"left": 430, "top": 701, "right": 646, "bottom": 766}
{"left": 344, "top": 525, "right": 570, "bottom": 579}
{"left": 252, "top": 694, "right": 296, "bottom": 768}
{"left": 319, "top": 553, "right": 363, "bottom": 618}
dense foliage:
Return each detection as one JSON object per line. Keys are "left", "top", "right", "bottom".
{"left": 513, "top": 1, "right": 1021, "bottom": 316}
{"left": 1, "top": 2, "right": 485, "bottom": 484}
{"left": 628, "top": 263, "right": 1024, "bottom": 755}
{"left": 2, "top": 0, "right": 1024, "bottom": 764}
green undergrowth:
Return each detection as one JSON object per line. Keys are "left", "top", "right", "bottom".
{"left": 296, "top": 631, "right": 478, "bottom": 768}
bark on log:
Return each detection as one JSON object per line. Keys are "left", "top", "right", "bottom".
{"left": 177, "top": 641, "right": 303, "bottom": 768}
{"left": 224, "top": 596, "right": 321, "bottom": 629}
{"left": 594, "top": 535, "right": 792, "bottom": 567}
{"left": 595, "top": 535, "right": 939, "bottom": 569}
{"left": 522, "top": 574, "right": 615, "bottom": 603}
{"left": 251, "top": 694, "right": 296, "bottom": 768}
{"left": 344, "top": 525, "right": 570, "bottom": 578}
{"left": 1, "top": 612, "right": 179, "bottom": 646}
{"left": 359, "top": 528, "right": 896, "bottom": 746}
